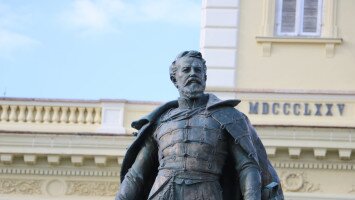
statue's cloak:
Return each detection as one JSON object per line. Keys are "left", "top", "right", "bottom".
{"left": 120, "top": 94, "right": 282, "bottom": 200}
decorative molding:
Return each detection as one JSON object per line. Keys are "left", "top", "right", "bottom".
{"left": 322, "top": 0, "right": 339, "bottom": 37}
{"left": 288, "top": 148, "right": 301, "bottom": 159}
{"left": 66, "top": 181, "right": 118, "bottom": 196}
{"left": 0, "top": 154, "right": 13, "bottom": 164}
{"left": 281, "top": 172, "right": 320, "bottom": 193}
{"left": 272, "top": 161, "right": 355, "bottom": 171}
{"left": 265, "top": 147, "right": 277, "bottom": 157}
{"left": 256, "top": 37, "right": 342, "bottom": 57}
{"left": 0, "top": 167, "right": 119, "bottom": 177}
{"left": 0, "top": 179, "right": 42, "bottom": 195}
{"left": 0, "top": 179, "right": 118, "bottom": 197}
{"left": 339, "top": 149, "right": 352, "bottom": 160}
{"left": 0, "top": 133, "right": 132, "bottom": 159}
{"left": 95, "top": 156, "right": 107, "bottom": 166}
{"left": 48, "top": 155, "right": 61, "bottom": 165}
{"left": 256, "top": 37, "right": 343, "bottom": 44}
{"left": 45, "top": 179, "right": 66, "bottom": 196}
{"left": 71, "top": 155, "right": 84, "bottom": 166}
{"left": 314, "top": 148, "right": 327, "bottom": 159}
{"left": 260, "top": 42, "right": 272, "bottom": 57}
{"left": 325, "top": 43, "right": 336, "bottom": 58}
{"left": 24, "top": 154, "right": 37, "bottom": 165}
{"left": 259, "top": 0, "right": 276, "bottom": 36}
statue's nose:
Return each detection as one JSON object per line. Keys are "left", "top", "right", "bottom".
{"left": 189, "top": 68, "right": 199, "bottom": 76}
{"left": 189, "top": 73, "right": 198, "bottom": 77}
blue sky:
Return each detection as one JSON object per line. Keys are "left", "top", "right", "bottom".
{"left": 0, "top": 0, "right": 201, "bottom": 102}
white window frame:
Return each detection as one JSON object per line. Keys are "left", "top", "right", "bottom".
{"left": 276, "top": 0, "right": 323, "bottom": 37}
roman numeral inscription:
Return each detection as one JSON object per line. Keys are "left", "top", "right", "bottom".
{"left": 249, "top": 102, "right": 346, "bottom": 117}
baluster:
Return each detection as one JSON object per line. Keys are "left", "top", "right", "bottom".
{"left": 18, "top": 106, "right": 26, "bottom": 122}
{"left": 9, "top": 105, "right": 18, "bottom": 122}
{"left": 52, "top": 107, "right": 60, "bottom": 123}
{"left": 69, "top": 107, "right": 77, "bottom": 124}
{"left": 43, "top": 106, "right": 51, "bottom": 123}
{"left": 77, "top": 107, "right": 85, "bottom": 124}
{"left": 0, "top": 105, "right": 9, "bottom": 122}
{"left": 86, "top": 108, "right": 94, "bottom": 124}
{"left": 94, "top": 108, "right": 101, "bottom": 124}
{"left": 35, "top": 106, "right": 43, "bottom": 123}
{"left": 26, "top": 106, "right": 34, "bottom": 123}
{"left": 60, "top": 107, "right": 69, "bottom": 123}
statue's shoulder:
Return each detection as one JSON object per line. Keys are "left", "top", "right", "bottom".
{"left": 206, "top": 93, "right": 244, "bottom": 125}
{"left": 131, "top": 100, "right": 178, "bottom": 131}
{"left": 210, "top": 107, "right": 250, "bottom": 137}
{"left": 209, "top": 107, "right": 241, "bottom": 124}
{"left": 207, "top": 95, "right": 258, "bottom": 162}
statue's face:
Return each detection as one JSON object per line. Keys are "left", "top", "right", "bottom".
{"left": 174, "top": 57, "right": 206, "bottom": 99}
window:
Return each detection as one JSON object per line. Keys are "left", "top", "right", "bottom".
{"left": 276, "top": 0, "right": 323, "bottom": 36}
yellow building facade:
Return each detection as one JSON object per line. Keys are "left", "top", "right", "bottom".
{"left": 201, "top": 0, "right": 355, "bottom": 199}
{"left": 0, "top": 0, "right": 354, "bottom": 200}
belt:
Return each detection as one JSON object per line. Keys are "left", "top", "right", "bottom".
{"left": 158, "top": 169, "right": 219, "bottom": 181}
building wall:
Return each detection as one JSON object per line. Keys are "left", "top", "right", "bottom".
{"left": 202, "top": 0, "right": 355, "bottom": 93}
{"left": 201, "top": 0, "right": 355, "bottom": 199}
{"left": 237, "top": 0, "right": 355, "bottom": 92}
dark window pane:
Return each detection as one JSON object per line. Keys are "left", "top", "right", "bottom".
{"left": 281, "top": 0, "right": 297, "bottom": 33}
{"left": 303, "top": 0, "right": 319, "bottom": 33}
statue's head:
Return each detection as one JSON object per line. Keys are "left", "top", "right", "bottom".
{"left": 169, "top": 50, "right": 207, "bottom": 99}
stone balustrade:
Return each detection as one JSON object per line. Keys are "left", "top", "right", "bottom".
{"left": 0, "top": 104, "right": 101, "bottom": 124}
{"left": 0, "top": 98, "right": 157, "bottom": 134}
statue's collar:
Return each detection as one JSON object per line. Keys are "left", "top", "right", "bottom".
{"left": 131, "top": 93, "right": 241, "bottom": 130}
{"left": 205, "top": 94, "right": 241, "bottom": 110}
{"left": 177, "top": 93, "right": 241, "bottom": 110}
{"left": 178, "top": 94, "right": 209, "bottom": 109}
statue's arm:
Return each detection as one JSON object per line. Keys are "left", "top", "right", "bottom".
{"left": 229, "top": 138, "right": 262, "bottom": 200}
{"left": 211, "top": 107, "right": 262, "bottom": 199}
{"left": 115, "top": 135, "right": 157, "bottom": 200}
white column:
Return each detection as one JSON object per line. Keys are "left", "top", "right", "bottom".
{"left": 200, "top": 0, "right": 240, "bottom": 99}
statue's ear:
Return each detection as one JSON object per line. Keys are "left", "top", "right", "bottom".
{"left": 205, "top": 74, "right": 207, "bottom": 81}
{"left": 170, "top": 76, "right": 178, "bottom": 88}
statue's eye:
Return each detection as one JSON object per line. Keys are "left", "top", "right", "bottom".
{"left": 182, "top": 68, "right": 190, "bottom": 73}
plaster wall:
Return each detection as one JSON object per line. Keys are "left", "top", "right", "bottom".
{"left": 236, "top": 0, "right": 355, "bottom": 92}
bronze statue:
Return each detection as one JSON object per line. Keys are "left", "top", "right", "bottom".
{"left": 115, "top": 51, "right": 283, "bottom": 200}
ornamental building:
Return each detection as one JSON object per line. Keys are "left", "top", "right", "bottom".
{"left": 0, "top": 0, "right": 354, "bottom": 200}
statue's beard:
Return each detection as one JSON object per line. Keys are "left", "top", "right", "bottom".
{"left": 179, "top": 83, "right": 205, "bottom": 99}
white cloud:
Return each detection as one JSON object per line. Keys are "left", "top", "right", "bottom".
{"left": 59, "top": 0, "right": 201, "bottom": 35}
{"left": 0, "top": 30, "right": 40, "bottom": 57}
{"left": 137, "top": 0, "right": 201, "bottom": 25}
{"left": 0, "top": 2, "right": 40, "bottom": 58}
{"left": 60, "top": 0, "right": 121, "bottom": 34}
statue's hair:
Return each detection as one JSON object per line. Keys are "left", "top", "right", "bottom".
{"left": 169, "top": 50, "right": 207, "bottom": 83}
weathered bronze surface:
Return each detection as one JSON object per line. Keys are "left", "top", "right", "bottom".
{"left": 115, "top": 51, "right": 284, "bottom": 200}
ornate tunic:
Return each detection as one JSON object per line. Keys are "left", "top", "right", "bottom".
{"left": 116, "top": 94, "right": 283, "bottom": 200}
{"left": 149, "top": 96, "right": 232, "bottom": 199}
{"left": 155, "top": 105, "right": 229, "bottom": 175}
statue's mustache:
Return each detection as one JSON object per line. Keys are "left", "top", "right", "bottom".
{"left": 184, "top": 78, "right": 202, "bottom": 86}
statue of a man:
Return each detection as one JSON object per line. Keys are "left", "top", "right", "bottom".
{"left": 115, "top": 51, "right": 283, "bottom": 200}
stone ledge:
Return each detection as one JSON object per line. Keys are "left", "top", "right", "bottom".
{"left": 255, "top": 36, "right": 343, "bottom": 57}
